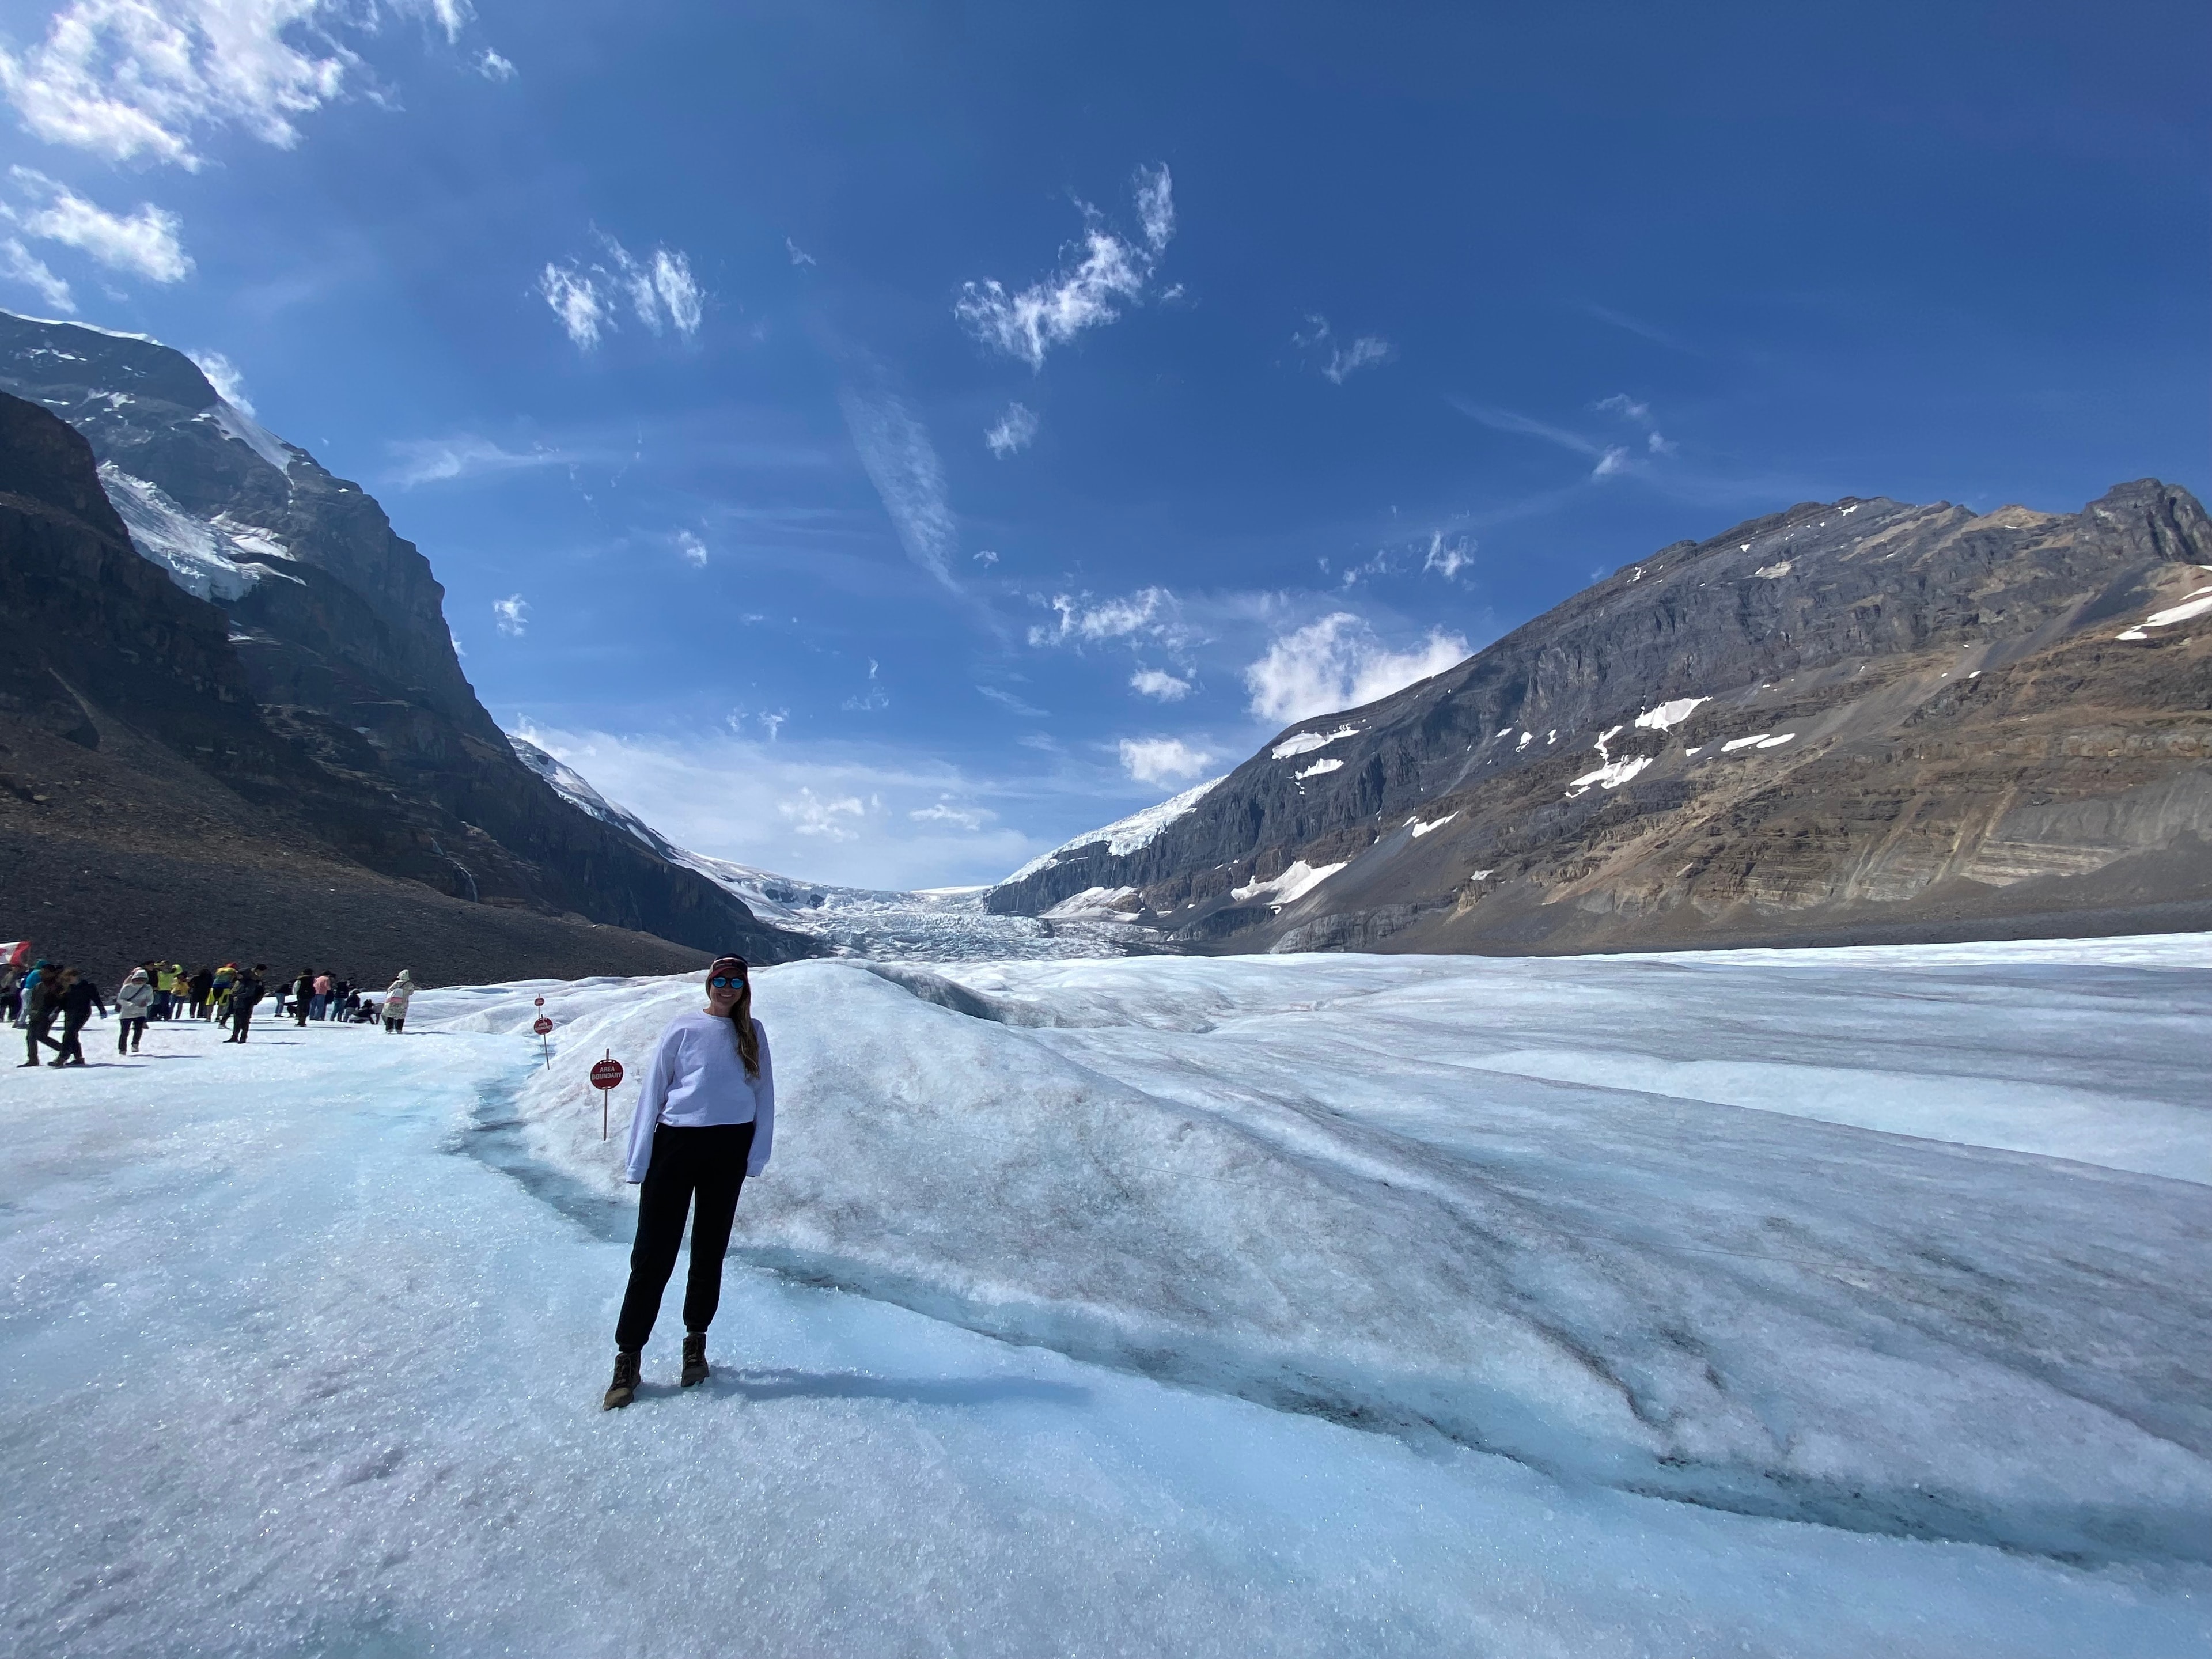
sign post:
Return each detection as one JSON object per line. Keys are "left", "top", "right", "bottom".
{"left": 590, "top": 1052, "right": 624, "bottom": 1141}
{"left": 532, "top": 1014, "right": 554, "bottom": 1067}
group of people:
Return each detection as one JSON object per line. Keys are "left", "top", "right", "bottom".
{"left": 1, "top": 956, "right": 423, "bottom": 1063}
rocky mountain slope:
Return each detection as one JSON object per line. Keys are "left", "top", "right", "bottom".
{"left": 990, "top": 483, "right": 2212, "bottom": 953}
{"left": 0, "top": 312, "right": 813, "bottom": 978}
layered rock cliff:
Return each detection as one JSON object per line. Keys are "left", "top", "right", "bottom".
{"left": 0, "top": 310, "right": 815, "bottom": 972}
{"left": 990, "top": 484, "right": 2212, "bottom": 952}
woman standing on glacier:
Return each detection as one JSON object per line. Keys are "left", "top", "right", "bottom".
{"left": 603, "top": 955, "right": 774, "bottom": 1411}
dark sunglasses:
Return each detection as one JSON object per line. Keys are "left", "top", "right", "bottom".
{"left": 709, "top": 974, "right": 747, "bottom": 988}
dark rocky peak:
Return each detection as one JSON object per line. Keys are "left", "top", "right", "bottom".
{"left": 992, "top": 479, "right": 2212, "bottom": 953}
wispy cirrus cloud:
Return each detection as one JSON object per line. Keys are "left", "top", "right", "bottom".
{"left": 538, "top": 235, "right": 704, "bottom": 350}
{"left": 978, "top": 684, "right": 1048, "bottom": 718}
{"left": 493, "top": 593, "right": 529, "bottom": 637}
{"left": 838, "top": 387, "right": 959, "bottom": 588}
{"left": 388, "top": 434, "right": 568, "bottom": 487}
{"left": 956, "top": 163, "right": 1174, "bottom": 370}
{"left": 985, "top": 400, "right": 1038, "bottom": 457}
{"left": 1451, "top": 394, "right": 1677, "bottom": 482}
{"left": 1294, "top": 314, "right": 1395, "bottom": 384}
{"left": 1027, "top": 585, "right": 1191, "bottom": 652}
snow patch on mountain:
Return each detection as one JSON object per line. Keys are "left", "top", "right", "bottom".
{"left": 1635, "top": 696, "right": 1708, "bottom": 732}
{"left": 1001, "top": 774, "right": 1229, "bottom": 885}
{"left": 1271, "top": 724, "right": 1359, "bottom": 760}
{"left": 99, "top": 462, "right": 272, "bottom": 601}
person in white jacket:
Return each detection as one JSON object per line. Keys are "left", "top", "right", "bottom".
{"left": 604, "top": 955, "right": 774, "bottom": 1410}
{"left": 381, "top": 971, "right": 415, "bottom": 1034}
{"left": 114, "top": 966, "right": 154, "bottom": 1054}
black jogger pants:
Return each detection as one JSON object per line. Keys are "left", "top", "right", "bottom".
{"left": 615, "top": 1121, "right": 755, "bottom": 1353}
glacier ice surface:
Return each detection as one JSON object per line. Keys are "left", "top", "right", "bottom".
{"left": 3, "top": 934, "right": 2209, "bottom": 1654}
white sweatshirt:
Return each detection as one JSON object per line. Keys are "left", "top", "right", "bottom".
{"left": 624, "top": 1009, "right": 775, "bottom": 1183}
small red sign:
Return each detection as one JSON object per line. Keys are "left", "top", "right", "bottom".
{"left": 533, "top": 996, "right": 546, "bottom": 1007}
{"left": 532, "top": 1016, "right": 554, "bottom": 1035}
{"left": 590, "top": 1059, "right": 624, "bottom": 1089}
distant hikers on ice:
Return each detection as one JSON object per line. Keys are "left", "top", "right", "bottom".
{"left": 603, "top": 955, "right": 775, "bottom": 1410}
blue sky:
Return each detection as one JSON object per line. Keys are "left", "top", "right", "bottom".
{"left": 1, "top": 1, "right": 2205, "bottom": 887}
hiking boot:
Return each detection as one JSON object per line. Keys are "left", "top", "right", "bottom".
{"left": 602, "top": 1350, "right": 641, "bottom": 1411}
{"left": 681, "top": 1332, "right": 709, "bottom": 1388}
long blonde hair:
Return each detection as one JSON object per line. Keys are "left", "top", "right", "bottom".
{"left": 707, "top": 957, "right": 760, "bottom": 1078}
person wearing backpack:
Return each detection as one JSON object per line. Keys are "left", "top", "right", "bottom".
{"left": 226, "top": 965, "right": 267, "bottom": 1044}
{"left": 50, "top": 968, "right": 107, "bottom": 1066}
{"left": 18, "top": 963, "right": 62, "bottom": 1066}
{"left": 603, "top": 956, "right": 775, "bottom": 1410}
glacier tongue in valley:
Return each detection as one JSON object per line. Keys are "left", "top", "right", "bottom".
{"left": 419, "top": 933, "right": 2212, "bottom": 1564}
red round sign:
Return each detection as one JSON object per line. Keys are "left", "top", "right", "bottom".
{"left": 533, "top": 996, "right": 545, "bottom": 1007}
{"left": 532, "top": 1016, "right": 554, "bottom": 1035}
{"left": 590, "top": 1059, "right": 624, "bottom": 1089}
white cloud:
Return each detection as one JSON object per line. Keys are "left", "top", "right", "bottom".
{"left": 1132, "top": 161, "right": 1173, "bottom": 252}
{"left": 1130, "top": 668, "right": 1191, "bottom": 701}
{"left": 538, "top": 238, "right": 704, "bottom": 349}
{"left": 420, "top": 1, "right": 474, "bottom": 46}
{"left": 187, "top": 349, "right": 251, "bottom": 414}
{"left": 910, "top": 801, "right": 991, "bottom": 831}
{"left": 972, "top": 549, "right": 999, "bottom": 567}
{"left": 781, "top": 787, "right": 868, "bottom": 840}
{"left": 1118, "top": 736, "right": 1211, "bottom": 784}
{"left": 785, "top": 236, "right": 815, "bottom": 267}
{"left": 1449, "top": 399, "right": 1600, "bottom": 456}
{"left": 1596, "top": 392, "right": 1675, "bottom": 463}
{"left": 0, "top": 1, "right": 351, "bottom": 169}
{"left": 537, "top": 261, "right": 608, "bottom": 349}
{"left": 388, "top": 433, "right": 563, "bottom": 486}
{"left": 645, "top": 246, "right": 702, "bottom": 335}
{"left": 842, "top": 660, "right": 888, "bottom": 712}
{"left": 677, "top": 529, "right": 708, "bottom": 567}
{"left": 838, "top": 388, "right": 957, "bottom": 587}
{"left": 1421, "top": 531, "right": 1472, "bottom": 580}
{"left": 955, "top": 162, "right": 1173, "bottom": 369}
{"left": 1296, "top": 315, "right": 1395, "bottom": 384}
{"left": 0, "top": 236, "right": 71, "bottom": 309}
{"left": 503, "top": 721, "right": 1052, "bottom": 888}
{"left": 984, "top": 400, "right": 1038, "bottom": 458}
{"left": 493, "top": 593, "right": 528, "bottom": 636}
{"left": 476, "top": 49, "right": 515, "bottom": 82}
{"left": 767, "top": 777, "right": 886, "bottom": 843}
{"left": 1028, "top": 586, "right": 1184, "bottom": 649}
{"left": 1244, "top": 612, "right": 1467, "bottom": 724}
{"left": 9, "top": 168, "right": 188, "bottom": 281}
{"left": 978, "top": 684, "right": 1047, "bottom": 717}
